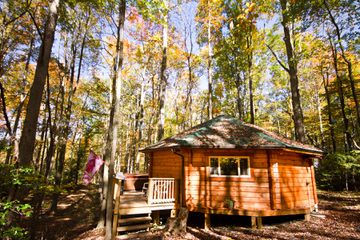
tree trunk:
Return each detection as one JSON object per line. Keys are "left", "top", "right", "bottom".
{"left": 103, "top": 1, "right": 126, "bottom": 238}
{"left": 329, "top": 36, "right": 352, "bottom": 151}
{"left": 279, "top": 0, "right": 306, "bottom": 142}
{"left": 321, "top": 67, "right": 336, "bottom": 152}
{"left": 165, "top": 208, "right": 189, "bottom": 235}
{"left": 44, "top": 74, "right": 61, "bottom": 180}
{"left": 235, "top": 74, "right": 243, "bottom": 120}
{"left": 135, "top": 82, "right": 145, "bottom": 172}
{"left": 246, "top": 26, "right": 255, "bottom": 124}
{"left": 324, "top": 0, "right": 360, "bottom": 129}
{"left": 315, "top": 88, "right": 324, "bottom": 147}
{"left": 207, "top": 1, "right": 213, "bottom": 120}
{"left": 5, "top": 36, "right": 34, "bottom": 163}
{"left": 35, "top": 112, "right": 48, "bottom": 172}
{"left": 74, "top": 128, "right": 89, "bottom": 184}
{"left": 157, "top": 2, "right": 168, "bottom": 142}
{"left": 51, "top": 35, "right": 79, "bottom": 211}
{"left": 0, "top": 82, "right": 13, "bottom": 151}
{"left": 18, "top": 0, "right": 60, "bottom": 167}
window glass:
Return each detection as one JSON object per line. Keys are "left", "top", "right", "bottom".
{"left": 239, "top": 158, "right": 249, "bottom": 175}
{"left": 210, "top": 158, "right": 219, "bottom": 175}
{"left": 220, "top": 157, "right": 238, "bottom": 176}
{"left": 209, "top": 156, "right": 250, "bottom": 177}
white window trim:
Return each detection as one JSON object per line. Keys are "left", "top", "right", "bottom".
{"left": 209, "top": 156, "right": 251, "bottom": 178}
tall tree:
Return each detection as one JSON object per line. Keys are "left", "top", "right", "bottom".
{"left": 196, "top": 0, "right": 223, "bottom": 120}
{"left": 266, "top": 0, "right": 306, "bottom": 142}
{"left": 279, "top": 0, "right": 305, "bottom": 142}
{"left": 18, "top": 0, "right": 60, "bottom": 166}
{"left": 51, "top": 4, "right": 92, "bottom": 211}
{"left": 156, "top": 0, "right": 169, "bottom": 141}
{"left": 323, "top": 0, "right": 360, "bottom": 130}
{"left": 97, "top": 0, "right": 126, "bottom": 238}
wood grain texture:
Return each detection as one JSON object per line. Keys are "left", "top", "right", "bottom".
{"left": 148, "top": 148, "right": 317, "bottom": 215}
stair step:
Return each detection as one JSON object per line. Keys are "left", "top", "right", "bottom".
{"left": 117, "top": 223, "right": 152, "bottom": 232}
{"left": 119, "top": 216, "right": 152, "bottom": 225}
{"left": 118, "top": 207, "right": 151, "bottom": 215}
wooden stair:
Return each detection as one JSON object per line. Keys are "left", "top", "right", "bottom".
{"left": 111, "top": 178, "right": 177, "bottom": 239}
{"left": 112, "top": 185, "right": 153, "bottom": 239}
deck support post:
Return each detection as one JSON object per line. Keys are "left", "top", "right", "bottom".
{"left": 256, "top": 217, "right": 263, "bottom": 229}
{"left": 251, "top": 216, "right": 262, "bottom": 229}
{"left": 171, "top": 209, "right": 177, "bottom": 218}
{"left": 204, "top": 213, "right": 211, "bottom": 230}
{"left": 251, "top": 216, "right": 256, "bottom": 229}
{"left": 304, "top": 213, "right": 310, "bottom": 221}
{"left": 152, "top": 211, "right": 160, "bottom": 225}
{"left": 112, "top": 179, "right": 121, "bottom": 239}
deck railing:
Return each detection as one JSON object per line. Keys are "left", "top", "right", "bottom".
{"left": 147, "top": 178, "right": 175, "bottom": 205}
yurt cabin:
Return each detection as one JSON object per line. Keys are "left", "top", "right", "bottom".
{"left": 141, "top": 115, "right": 322, "bottom": 228}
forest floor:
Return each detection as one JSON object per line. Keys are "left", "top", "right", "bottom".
{"left": 33, "top": 186, "right": 360, "bottom": 240}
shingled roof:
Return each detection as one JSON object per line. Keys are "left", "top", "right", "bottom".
{"left": 141, "top": 115, "right": 322, "bottom": 155}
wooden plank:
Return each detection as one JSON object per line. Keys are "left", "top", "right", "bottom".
{"left": 149, "top": 204, "right": 175, "bottom": 211}
{"left": 186, "top": 189, "right": 271, "bottom": 198}
{"left": 196, "top": 176, "right": 269, "bottom": 182}
{"left": 309, "top": 160, "right": 318, "bottom": 204}
{"left": 193, "top": 206, "right": 311, "bottom": 217}
{"left": 186, "top": 185, "right": 270, "bottom": 193}
{"left": 267, "top": 150, "right": 276, "bottom": 210}
{"left": 188, "top": 181, "right": 270, "bottom": 188}
{"left": 272, "top": 152, "right": 281, "bottom": 209}
{"left": 188, "top": 194, "right": 271, "bottom": 202}
{"left": 118, "top": 216, "right": 152, "bottom": 225}
{"left": 112, "top": 179, "right": 121, "bottom": 240}
{"left": 186, "top": 200, "right": 271, "bottom": 210}
{"left": 119, "top": 207, "right": 151, "bottom": 215}
{"left": 117, "top": 223, "right": 152, "bottom": 232}
{"left": 149, "top": 152, "right": 153, "bottom": 178}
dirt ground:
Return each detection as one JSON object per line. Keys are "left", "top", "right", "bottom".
{"left": 34, "top": 186, "right": 360, "bottom": 240}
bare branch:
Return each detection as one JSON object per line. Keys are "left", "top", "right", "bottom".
{"left": 3, "top": 0, "right": 32, "bottom": 27}
{"left": 28, "top": 10, "right": 43, "bottom": 40}
{"left": 266, "top": 43, "right": 290, "bottom": 73}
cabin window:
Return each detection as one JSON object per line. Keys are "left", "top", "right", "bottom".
{"left": 209, "top": 156, "right": 250, "bottom": 177}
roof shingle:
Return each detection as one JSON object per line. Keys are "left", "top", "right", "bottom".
{"left": 141, "top": 115, "right": 322, "bottom": 155}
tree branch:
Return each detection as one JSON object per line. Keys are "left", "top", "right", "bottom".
{"left": 0, "top": 82, "right": 12, "bottom": 135}
{"left": 266, "top": 43, "right": 290, "bottom": 73}
{"left": 28, "top": 10, "right": 43, "bottom": 40}
{"left": 3, "top": 0, "right": 32, "bottom": 27}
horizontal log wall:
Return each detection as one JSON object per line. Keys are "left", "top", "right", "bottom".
{"left": 151, "top": 151, "right": 181, "bottom": 179}
{"left": 149, "top": 148, "right": 316, "bottom": 216}
{"left": 277, "top": 152, "right": 315, "bottom": 209}
{"left": 185, "top": 149, "right": 272, "bottom": 211}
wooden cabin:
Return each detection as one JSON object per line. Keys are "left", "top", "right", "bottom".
{"left": 140, "top": 115, "right": 322, "bottom": 228}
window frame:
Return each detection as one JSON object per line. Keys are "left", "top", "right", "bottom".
{"left": 209, "top": 156, "right": 251, "bottom": 178}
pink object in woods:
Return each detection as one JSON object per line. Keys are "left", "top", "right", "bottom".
{"left": 83, "top": 151, "right": 104, "bottom": 185}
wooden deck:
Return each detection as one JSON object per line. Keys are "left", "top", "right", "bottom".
{"left": 119, "top": 191, "right": 175, "bottom": 214}
{"left": 112, "top": 178, "right": 177, "bottom": 239}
